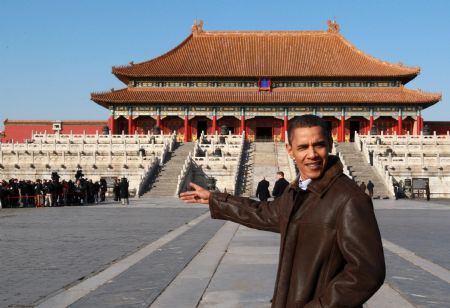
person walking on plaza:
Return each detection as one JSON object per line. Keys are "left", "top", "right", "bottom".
{"left": 393, "top": 183, "right": 400, "bottom": 200}
{"left": 100, "top": 178, "right": 107, "bottom": 202}
{"left": 119, "top": 177, "right": 129, "bottom": 205}
{"left": 425, "top": 182, "right": 430, "bottom": 201}
{"left": 272, "top": 171, "right": 289, "bottom": 199}
{"left": 255, "top": 177, "right": 270, "bottom": 201}
{"left": 113, "top": 179, "right": 120, "bottom": 202}
{"left": 360, "top": 181, "right": 366, "bottom": 193}
{"left": 367, "top": 180, "right": 375, "bottom": 198}
{"left": 180, "top": 115, "right": 385, "bottom": 307}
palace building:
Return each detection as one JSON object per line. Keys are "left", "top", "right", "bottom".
{"left": 90, "top": 20, "right": 441, "bottom": 142}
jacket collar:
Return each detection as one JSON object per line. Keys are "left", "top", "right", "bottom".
{"left": 289, "top": 155, "right": 343, "bottom": 198}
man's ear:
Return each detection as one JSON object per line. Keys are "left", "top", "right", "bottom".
{"left": 327, "top": 137, "right": 333, "bottom": 153}
{"left": 285, "top": 143, "right": 293, "bottom": 159}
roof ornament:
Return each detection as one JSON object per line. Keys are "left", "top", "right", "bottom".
{"left": 327, "top": 20, "right": 340, "bottom": 33}
{"left": 110, "top": 88, "right": 115, "bottom": 92}
{"left": 192, "top": 19, "right": 204, "bottom": 35}
{"left": 129, "top": 61, "right": 134, "bottom": 66}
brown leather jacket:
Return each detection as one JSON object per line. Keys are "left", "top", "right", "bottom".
{"left": 209, "top": 156, "right": 385, "bottom": 307}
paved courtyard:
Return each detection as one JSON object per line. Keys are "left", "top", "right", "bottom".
{"left": 0, "top": 197, "right": 449, "bottom": 307}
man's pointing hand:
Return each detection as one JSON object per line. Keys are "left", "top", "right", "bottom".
{"left": 179, "top": 182, "right": 210, "bottom": 204}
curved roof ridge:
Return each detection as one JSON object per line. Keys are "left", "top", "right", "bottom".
{"left": 110, "top": 24, "right": 422, "bottom": 83}
{"left": 403, "top": 87, "right": 442, "bottom": 99}
{"left": 335, "top": 33, "right": 420, "bottom": 75}
{"left": 112, "top": 34, "right": 194, "bottom": 74}
{"left": 198, "top": 30, "right": 328, "bottom": 36}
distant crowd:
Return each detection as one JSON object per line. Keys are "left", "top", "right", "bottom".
{"left": 0, "top": 173, "right": 130, "bottom": 208}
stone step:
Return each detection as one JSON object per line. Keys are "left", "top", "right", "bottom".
{"left": 142, "top": 142, "right": 194, "bottom": 197}
{"left": 336, "top": 142, "right": 392, "bottom": 199}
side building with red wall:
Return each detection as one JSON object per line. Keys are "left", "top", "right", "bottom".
{"left": 1, "top": 119, "right": 107, "bottom": 143}
{"left": 424, "top": 121, "right": 450, "bottom": 135}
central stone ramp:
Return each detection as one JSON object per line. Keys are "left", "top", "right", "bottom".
{"left": 336, "top": 142, "right": 391, "bottom": 199}
{"left": 252, "top": 143, "right": 278, "bottom": 197}
{"left": 142, "top": 142, "right": 194, "bottom": 197}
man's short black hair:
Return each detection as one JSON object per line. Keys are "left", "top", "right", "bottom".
{"left": 277, "top": 171, "right": 285, "bottom": 177}
{"left": 287, "top": 114, "right": 332, "bottom": 145}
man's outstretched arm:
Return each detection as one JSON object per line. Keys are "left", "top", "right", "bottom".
{"left": 180, "top": 182, "right": 281, "bottom": 233}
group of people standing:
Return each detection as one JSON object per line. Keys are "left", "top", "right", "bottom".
{"left": 255, "top": 171, "right": 290, "bottom": 201}
{"left": 359, "top": 180, "right": 375, "bottom": 198}
{"left": 113, "top": 177, "right": 130, "bottom": 205}
{"left": 0, "top": 177, "right": 109, "bottom": 208}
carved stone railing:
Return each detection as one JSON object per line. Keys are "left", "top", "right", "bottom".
{"left": 356, "top": 132, "right": 450, "bottom": 198}
{"left": 233, "top": 131, "right": 246, "bottom": 195}
{"left": 138, "top": 157, "right": 160, "bottom": 197}
{"left": 175, "top": 132, "right": 245, "bottom": 196}
{"left": 30, "top": 131, "right": 171, "bottom": 144}
{"left": 175, "top": 152, "right": 194, "bottom": 196}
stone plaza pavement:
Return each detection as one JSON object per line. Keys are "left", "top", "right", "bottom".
{"left": 1, "top": 197, "right": 449, "bottom": 307}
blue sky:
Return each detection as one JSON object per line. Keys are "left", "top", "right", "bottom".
{"left": 1, "top": 0, "right": 449, "bottom": 127}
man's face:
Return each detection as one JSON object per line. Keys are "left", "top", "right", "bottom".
{"left": 286, "top": 126, "right": 330, "bottom": 180}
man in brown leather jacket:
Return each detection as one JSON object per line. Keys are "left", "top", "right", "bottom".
{"left": 180, "top": 115, "right": 385, "bottom": 307}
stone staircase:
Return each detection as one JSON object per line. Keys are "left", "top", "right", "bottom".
{"left": 335, "top": 142, "right": 392, "bottom": 199}
{"left": 141, "top": 142, "right": 194, "bottom": 197}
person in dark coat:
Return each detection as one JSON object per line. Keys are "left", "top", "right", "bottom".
{"left": 255, "top": 178, "right": 270, "bottom": 201}
{"left": 272, "top": 171, "right": 289, "bottom": 199}
{"left": 367, "top": 180, "right": 375, "bottom": 198}
{"left": 100, "top": 178, "right": 107, "bottom": 202}
{"left": 360, "top": 181, "right": 366, "bottom": 193}
{"left": 425, "top": 182, "right": 430, "bottom": 201}
{"left": 119, "top": 177, "right": 129, "bottom": 205}
{"left": 180, "top": 115, "right": 385, "bottom": 307}
{"left": 113, "top": 179, "right": 120, "bottom": 202}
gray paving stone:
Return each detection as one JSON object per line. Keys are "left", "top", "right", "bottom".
{"left": 376, "top": 207, "right": 450, "bottom": 270}
{"left": 0, "top": 201, "right": 207, "bottom": 307}
{"left": 70, "top": 218, "right": 224, "bottom": 308}
{"left": 384, "top": 249, "right": 450, "bottom": 307}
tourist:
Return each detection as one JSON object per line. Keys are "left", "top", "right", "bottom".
{"left": 393, "top": 183, "right": 399, "bottom": 200}
{"left": 255, "top": 177, "right": 270, "bottom": 201}
{"left": 425, "top": 182, "right": 430, "bottom": 201}
{"left": 367, "top": 180, "right": 375, "bottom": 198}
{"left": 272, "top": 171, "right": 289, "bottom": 199}
{"left": 180, "top": 115, "right": 385, "bottom": 307}
{"left": 113, "top": 179, "right": 120, "bottom": 202}
{"left": 360, "top": 181, "right": 366, "bottom": 193}
{"left": 100, "top": 178, "right": 108, "bottom": 202}
{"left": 119, "top": 177, "right": 129, "bottom": 205}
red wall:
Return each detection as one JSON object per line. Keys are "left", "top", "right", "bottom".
{"left": 425, "top": 121, "right": 450, "bottom": 135}
{"left": 1, "top": 120, "right": 107, "bottom": 143}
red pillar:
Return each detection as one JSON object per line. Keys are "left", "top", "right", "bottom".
{"left": 339, "top": 116, "right": 345, "bottom": 142}
{"left": 418, "top": 116, "right": 423, "bottom": 134}
{"left": 282, "top": 116, "right": 288, "bottom": 142}
{"left": 397, "top": 116, "right": 403, "bottom": 135}
{"left": 415, "top": 116, "right": 422, "bottom": 135}
{"left": 369, "top": 116, "right": 374, "bottom": 134}
{"left": 184, "top": 115, "right": 189, "bottom": 142}
{"left": 240, "top": 115, "right": 245, "bottom": 135}
{"left": 108, "top": 116, "right": 115, "bottom": 134}
{"left": 128, "top": 116, "right": 134, "bottom": 135}
{"left": 156, "top": 115, "right": 161, "bottom": 128}
{"left": 212, "top": 115, "right": 217, "bottom": 134}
